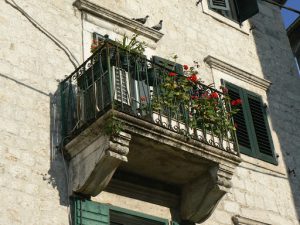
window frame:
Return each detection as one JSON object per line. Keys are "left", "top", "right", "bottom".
{"left": 208, "top": 0, "right": 238, "bottom": 23}
{"left": 109, "top": 204, "right": 169, "bottom": 225}
{"left": 207, "top": 0, "right": 259, "bottom": 24}
{"left": 224, "top": 81, "right": 277, "bottom": 165}
{"left": 72, "top": 198, "right": 171, "bottom": 225}
{"left": 201, "top": 0, "right": 250, "bottom": 34}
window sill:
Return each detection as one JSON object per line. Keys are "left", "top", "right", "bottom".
{"left": 200, "top": 1, "right": 250, "bottom": 35}
{"left": 240, "top": 153, "right": 286, "bottom": 176}
{"left": 232, "top": 215, "right": 271, "bottom": 225}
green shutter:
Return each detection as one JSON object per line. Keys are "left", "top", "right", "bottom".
{"left": 227, "top": 84, "right": 253, "bottom": 156}
{"left": 110, "top": 210, "right": 166, "bottom": 225}
{"left": 72, "top": 198, "right": 169, "bottom": 225}
{"left": 73, "top": 198, "right": 109, "bottom": 225}
{"left": 152, "top": 56, "right": 183, "bottom": 75}
{"left": 234, "top": 0, "right": 259, "bottom": 23}
{"left": 225, "top": 81, "right": 277, "bottom": 165}
{"left": 171, "top": 221, "right": 180, "bottom": 225}
{"left": 209, "top": 0, "right": 230, "bottom": 11}
{"left": 247, "top": 94, "right": 277, "bottom": 164}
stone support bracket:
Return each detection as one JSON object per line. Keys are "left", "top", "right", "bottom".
{"left": 66, "top": 131, "right": 131, "bottom": 196}
{"left": 181, "top": 163, "right": 235, "bottom": 223}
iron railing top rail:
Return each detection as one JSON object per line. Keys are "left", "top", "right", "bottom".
{"left": 62, "top": 39, "right": 225, "bottom": 96}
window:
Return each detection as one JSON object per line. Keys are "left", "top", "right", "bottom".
{"left": 72, "top": 198, "right": 173, "bottom": 225}
{"left": 208, "top": 0, "right": 259, "bottom": 24}
{"left": 208, "top": 0, "right": 238, "bottom": 21}
{"left": 225, "top": 82, "right": 277, "bottom": 165}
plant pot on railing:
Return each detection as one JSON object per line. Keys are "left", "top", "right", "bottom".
{"left": 119, "top": 54, "right": 156, "bottom": 85}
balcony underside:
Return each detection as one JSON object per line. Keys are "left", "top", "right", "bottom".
{"left": 65, "top": 110, "right": 241, "bottom": 223}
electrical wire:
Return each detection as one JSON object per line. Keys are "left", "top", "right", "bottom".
{"left": 261, "top": 0, "right": 300, "bottom": 15}
{"left": 5, "top": 0, "right": 80, "bottom": 69}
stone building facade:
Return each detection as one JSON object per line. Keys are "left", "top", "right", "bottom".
{"left": 0, "top": 0, "right": 300, "bottom": 225}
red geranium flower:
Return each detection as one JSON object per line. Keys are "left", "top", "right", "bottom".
{"left": 235, "top": 99, "right": 242, "bottom": 105}
{"left": 201, "top": 92, "right": 209, "bottom": 98}
{"left": 183, "top": 65, "right": 189, "bottom": 70}
{"left": 210, "top": 92, "right": 219, "bottom": 99}
{"left": 231, "top": 99, "right": 242, "bottom": 106}
{"left": 187, "top": 74, "right": 198, "bottom": 82}
{"left": 191, "top": 95, "right": 199, "bottom": 100}
{"left": 168, "top": 72, "right": 177, "bottom": 77}
{"left": 140, "top": 96, "right": 147, "bottom": 102}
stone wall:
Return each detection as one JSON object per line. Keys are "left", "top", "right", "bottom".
{"left": 0, "top": 0, "right": 299, "bottom": 224}
{"left": 0, "top": 0, "right": 82, "bottom": 224}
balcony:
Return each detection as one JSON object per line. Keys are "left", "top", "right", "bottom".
{"left": 60, "top": 40, "right": 241, "bottom": 223}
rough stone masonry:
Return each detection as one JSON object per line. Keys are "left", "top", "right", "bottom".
{"left": 0, "top": 0, "right": 299, "bottom": 224}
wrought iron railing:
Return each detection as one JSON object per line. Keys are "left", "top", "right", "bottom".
{"left": 60, "top": 40, "right": 239, "bottom": 154}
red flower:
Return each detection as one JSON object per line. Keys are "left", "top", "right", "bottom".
{"left": 168, "top": 72, "right": 177, "bottom": 77}
{"left": 231, "top": 99, "right": 242, "bottom": 106}
{"left": 234, "top": 122, "right": 238, "bottom": 128}
{"left": 235, "top": 99, "right": 242, "bottom": 105}
{"left": 183, "top": 65, "right": 189, "bottom": 70}
{"left": 140, "top": 96, "right": 147, "bottom": 102}
{"left": 201, "top": 92, "right": 209, "bottom": 98}
{"left": 210, "top": 92, "right": 219, "bottom": 99}
{"left": 191, "top": 95, "right": 199, "bottom": 100}
{"left": 187, "top": 74, "right": 198, "bottom": 82}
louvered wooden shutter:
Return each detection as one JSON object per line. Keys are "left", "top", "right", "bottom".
{"left": 247, "top": 94, "right": 276, "bottom": 163}
{"left": 113, "top": 66, "right": 131, "bottom": 105}
{"left": 227, "top": 86, "right": 253, "bottom": 155}
{"left": 226, "top": 81, "right": 277, "bottom": 164}
{"left": 209, "top": 0, "right": 230, "bottom": 11}
{"left": 152, "top": 56, "right": 183, "bottom": 75}
{"left": 235, "top": 0, "right": 259, "bottom": 23}
{"left": 73, "top": 199, "right": 109, "bottom": 225}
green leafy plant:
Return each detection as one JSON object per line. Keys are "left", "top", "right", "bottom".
{"left": 118, "top": 33, "right": 146, "bottom": 55}
{"left": 103, "top": 115, "right": 124, "bottom": 136}
{"left": 90, "top": 33, "right": 146, "bottom": 56}
{"left": 152, "top": 59, "right": 241, "bottom": 137}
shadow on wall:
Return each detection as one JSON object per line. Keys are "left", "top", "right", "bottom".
{"left": 49, "top": 89, "right": 70, "bottom": 207}
{"left": 4, "top": 0, "right": 81, "bottom": 208}
{"left": 0, "top": 72, "right": 70, "bottom": 207}
{"left": 249, "top": 0, "right": 300, "bottom": 222}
